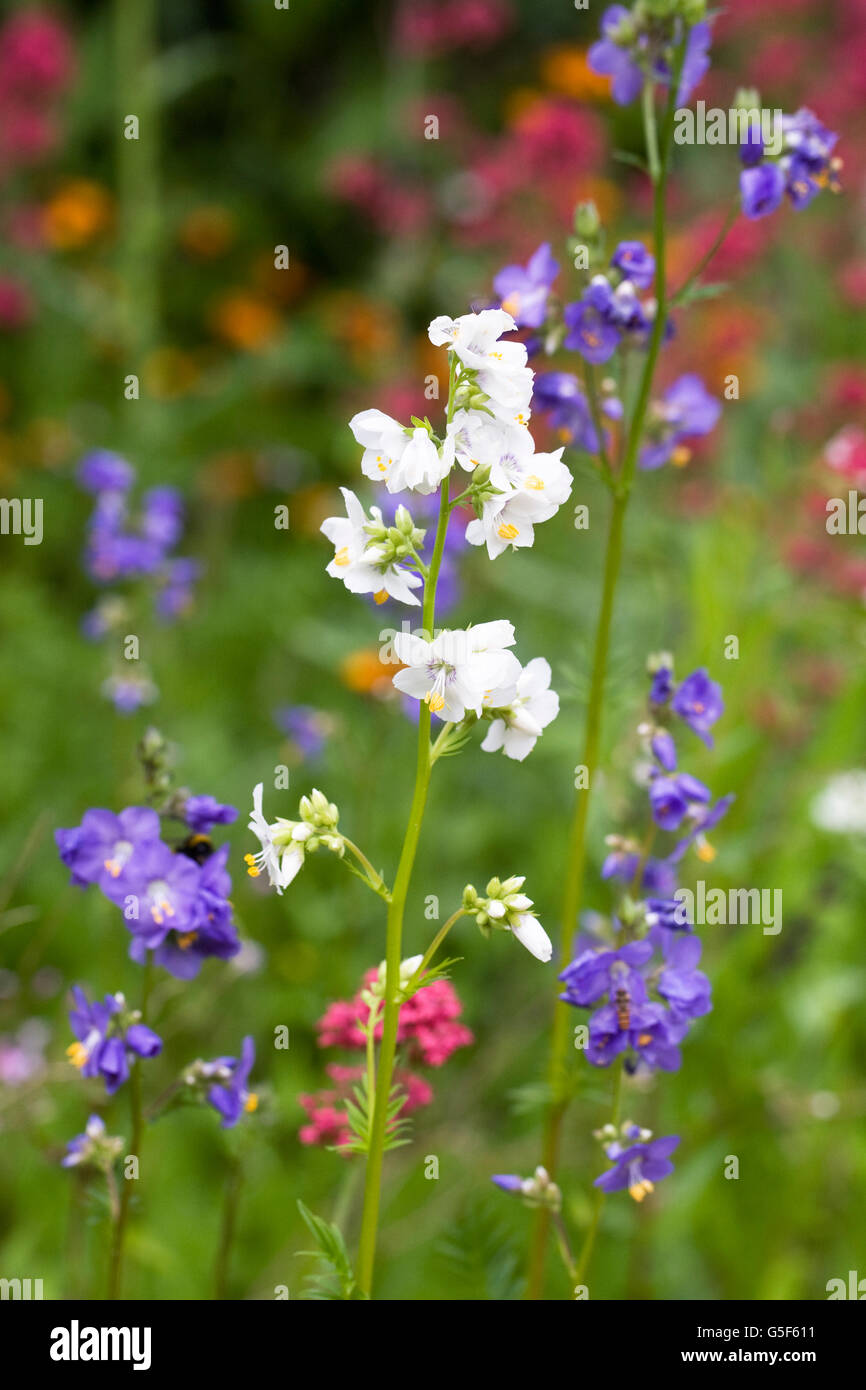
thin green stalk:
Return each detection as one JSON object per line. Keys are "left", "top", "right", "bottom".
{"left": 573, "top": 1057, "right": 624, "bottom": 1289}
{"left": 670, "top": 197, "right": 740, "bottom": 307}
{"left": 356, "top": 454, "right": 453, "bottom": 1296}
{"left": 410, "top": 907, "right": 466, "bottom": 984}
{"left": 108, "top": 953, "right": 153, "bottom": 1299}
{"left": 341, "top": 837, "right": 392, "bottom": 902}
{"left": 214, "top": 1151, "right": 243, "bottom": 1300}
{"left": 526, "top": 56, "right": 684, "bottom": 1300}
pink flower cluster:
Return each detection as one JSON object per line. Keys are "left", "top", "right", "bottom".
{"left": 0, "top": 9, "right": 75, "bottom": 174}
{"left": 395, "top": 0, "right": 512, "bottom": 58}
{"left": 299, "top": 1064, "right": 434, "bottom": 1149}
{"left": 299, "top": 971, "right": 473, "bottom": 1149}
{"left": 317, "top": 971, "right": 474, "bottom": 1066}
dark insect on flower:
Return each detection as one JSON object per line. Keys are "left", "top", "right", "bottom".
{"left": 176, "top": 832, "right": 215, "bottom": 865}
{"left": 614, "top": 986, "right": 631, "bottom": 1031}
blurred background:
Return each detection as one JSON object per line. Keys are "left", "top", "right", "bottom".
{"left": 1, "top": 0, "right": 865, "bottom": 1300}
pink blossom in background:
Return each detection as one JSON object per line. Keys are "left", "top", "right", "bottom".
{"left": 395, "top": 0, "right": 512, "bottom": 58}
{"left": 0, "top": 9, "right": 75, "bottom": 95}
{"left": 317, "top": 972, "right": 474, "bottom": 1067}
{"left": 298, "top": 1063, "right": 435, "bottom": 1149}
{"left": 0, "top": 275, "right": 33, "bottom": 329}
{"left": 824, "top": 425, "right": 866, "bottom": 486}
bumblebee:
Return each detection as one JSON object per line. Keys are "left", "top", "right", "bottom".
{"left": 176, "top": 833, "right": 215, "bottom": 865}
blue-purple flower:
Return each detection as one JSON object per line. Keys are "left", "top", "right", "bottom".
{"left": 588, "top": 6, "right": 644, "bottom": 107}
{"left": 611, "top": 240, "right": 655, "bottom": 290}
{"left": 493, "top": 243, "right": 560, "bottom": 329}
{"left": 588, "top": 997, "right": 682, "bottom": 1071}
{"left": 61, "top": 1113, "right": 123, "bottom": 1169}
{"left": 594, "top": 1133, "right": 680, "bottom": 1201}
{"left": 183, "top": 795, "right": 238, "bottom": 836}
{"left": 601, "top": 849, "right": 677, "bottom": 898}
{"left": 658, "top": 934, "right": 712, "bottom": 1021}
{"left": 67, "top": 987, "right": 162, "bottom": 1095}
{"left": 639, "top": 375, "right": 721, "bottom": 470}
{"left": 203, "top": 1036, "right": 257, "bottom": 1128}
{"left": 648, "top": 770, "right": 711, "bottom": 832}
{"left": 740, "top": 162, "right": 785, "bottom": 220}
{"left": 532, "top": 372, "right": 602, "bottom": 453}
{"left": 559, "top": 940, "right": 653, "bottom": 1008}
{"left": 564, "top": 277, "right": 650, "bottom": 364}
{"left": 670, "top": 667, "right": 724, "bottom": 746}
{"left": 56, "top": 806, "right": 162, "bottom": 891}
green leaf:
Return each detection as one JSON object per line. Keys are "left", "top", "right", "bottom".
{"left": 296, "top": 1200, "right": 367, "bottom": 1301}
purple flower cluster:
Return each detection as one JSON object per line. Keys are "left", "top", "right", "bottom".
{"left": 639, "top": 375, "right": 721, "bottom": 470}
{"left": 589, "top": 5, "right": 712, "bottom": 108}
{"left": 66, "top": 986, "right": 162, "bottom": 1095}
{"left": 740, "top": 109, "right": 841, "bottom": 221}
{"left": 594, "top": 1129, "right": 680, "bottom": 1201}
{"left": 559, "top": 659, "right": 732, "bottom": 1079}
{"left": 55, "top": 796, "right": 240, "bottom": 980}
{"left": 77, "top": 452, "right": 201, "bottom": 710}
{"left": 563, "top": 268, "right": 652, "bottom": 365}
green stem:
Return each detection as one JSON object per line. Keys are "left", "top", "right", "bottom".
{"left": 411, "top": 907, "right": 466, "bottom": 983}
{"left": 108, "top": 952, "right": 153, "bottom": 1299}
{"left": 525, "top": 53, "right": 683, "bottom": 1302}
{"left": 214, "top": 1150, "right": 243, "bottom": 1300}
{"left": 356, "top": 456, "right": 452, "bottom": 1296}
{"left": 670, "top": 197, "right": 740, "bottom": 307}
{"left": 642, "top": 82, "right": 660, "bottom": 184}
{"left": 572, "top": 1058, "right": 624, "bottom": 1289}
{"left": 341, "top": 837, "right": 392, "bottom": 902}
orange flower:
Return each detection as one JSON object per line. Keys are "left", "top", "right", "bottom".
{"left": 179, "top": 205, "right": 235, "bottom": 259}
{"left": 210, "top": 291, "right": 281, "bottom": 351}
{"left": 541, "top": 46, "right": 611, "bottom": 102}
{"left": 339, "top": 648, "right": 392, "bottom": 697}
{"left": 43, "top": 180, "right": 113, "bottom": 250}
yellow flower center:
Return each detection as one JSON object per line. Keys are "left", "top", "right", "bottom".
{"left": 334, "top": 546, "right": 351, "bottom": 567}
{"left": 66, "top": 1042, "right": 88, "bottom": 1069}
{"left": 498, "top": 523, "right": 520, "bottom": 540}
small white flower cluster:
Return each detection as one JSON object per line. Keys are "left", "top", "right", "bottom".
{"left": 462, "top": 875, "right": 553, "bottom": 962}
{"left": 246, "top": 784, "right": 343, "bottom": 894}
{"left": 317, "top": 309, "right": 571, "bottom": 763}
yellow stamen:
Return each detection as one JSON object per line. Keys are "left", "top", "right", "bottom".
{"left": 497, "top": 523, "right": 520, "bottom": 540}
{"left": 671, "top": 445, "right": 692, "bottom": 467}
{"left": 373, "top": 589, "right": 389, "bottom": 605}
{"left": 103, "top": 857, "right": 122, "bottom": 878}
{"left": 628, "top": 1179, "right": 654, "bottom": 1202}
{"left": 176, "top": 931, "right": 198, "bottom": 950}
{"left": 244, "top": 853, "right": 261, "bottom": 879}
{"left": 244, "top": 1092, "right": 259, "bottom": 1114}
{"left": 696, "top": 840, "right": 716, "bottom": 864}
{"left": 637, "top": 1033, "right": 653, "bottom": 1047}
{"left": 425, "top": 691, "right": 445, "bottom": 713}
{"left": 526, "top": 475, "right": 545, "bottom": 490}
{"left": 66, "top": 1042, "right": 88, "bottom": 1069}
{"left": 501, "top": 294, "right": 520, "bottom": 317}
{"left": 334, "top": 546, "right": 351, "bottom": 567}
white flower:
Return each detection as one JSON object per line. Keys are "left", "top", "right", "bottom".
{"left": 349, "top": 409, "right": 452, "bottom": 494}
{"left": 465, "top": 448, "right": 572, "bottom": 559}
{"left": 320, "top": 487, "right": 422, "bottom": 606}
{"left": 245, "top": 783, "right": 312, "bottom": 894}
{"left": 449, "top": 409, "right": 535, "bottom": 477}
{"left": 464, "top": 874, "right": 553, "bottom": 962}
{"left": 510, "top": 914, "right": 554, "bottom": 962}
{"left": 428, "top": 310, "right": 533, "bottom": 412}
{"left": 811, "top": 771, "right": 866, "bottom": 834}
{"left": 482, "top": 657, "right": 559, "bottom": 761}
{"left": 392, "top": 619, "right": 521, "bottom": 720}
